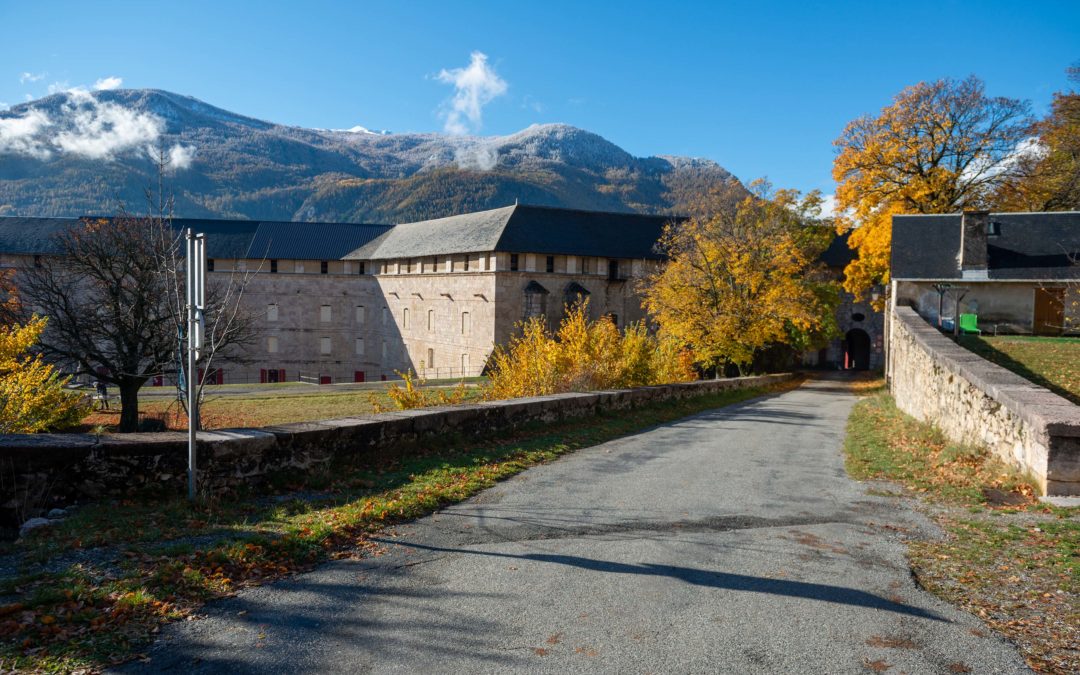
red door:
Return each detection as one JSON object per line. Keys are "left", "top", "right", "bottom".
{"left": 278, "top": 369, "right": 286, "bottom": 382}
{"left": 354, "top": 371, "right": 365, "bottom": 383}
{"left": 319, "top": 375, "right": 332, "bottom": 385}
{"left": 260, "top": 369, "right": 267, "bottom": 384}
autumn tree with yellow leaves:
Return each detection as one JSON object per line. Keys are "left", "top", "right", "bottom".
{"left": 485, "top": 301, "right": 695, "bottom": 400}
{"left": 833, "top": 76, "right": 1032, "bottom": 300}
{"left": 0, "top": 316, "right": 89, "bottom": 433}
{"left": 996, "top": 65, "right": 1080, "bottom": 211}
{"left": 641, "top": 179, "right": 838, "bottom": 375}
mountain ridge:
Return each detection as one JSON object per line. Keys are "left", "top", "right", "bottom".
{"left": 0, "top": 88, "right": 737, "bottom": 223}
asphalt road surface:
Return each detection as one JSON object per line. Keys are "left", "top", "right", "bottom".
{"left": 125, "top": 378, "right": 1030, "bottom": 674}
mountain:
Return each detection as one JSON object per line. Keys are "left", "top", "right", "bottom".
{"left": 0, "top": 88, "right": 736, "bottom": 223}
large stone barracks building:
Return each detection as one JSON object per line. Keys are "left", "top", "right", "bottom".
{"left": 0, "top": 204, "right": 672, "bottom": 384}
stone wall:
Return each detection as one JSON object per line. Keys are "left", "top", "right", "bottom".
{"left": 888, "top": 306, "right": 1080, "bottom": 495}
{"left": 0, "top": 374, "right": 792, "bottom": 523}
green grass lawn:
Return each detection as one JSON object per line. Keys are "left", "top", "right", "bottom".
{"left": 845, "top": 390, "right": 1078, "bottom": 674}
{"left": 958, "top": 334, "right": 1080, "bottom": 404}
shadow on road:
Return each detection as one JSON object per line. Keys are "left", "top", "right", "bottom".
{"left": 373, "top": 538, "right": 948, "bottom": 623}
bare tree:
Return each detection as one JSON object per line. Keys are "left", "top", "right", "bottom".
{"left": 18, "top": 148, "right": 261, "bottom": 432}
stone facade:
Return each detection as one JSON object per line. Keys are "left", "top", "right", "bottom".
{"left": 888, "top": 306, "right": 1080, "bottom": 495}
{"left": 216, "top": 249, "right": 657, "bottom": 383}
{"left": 895, "top": 280, "right": 1080, "bottom": 335}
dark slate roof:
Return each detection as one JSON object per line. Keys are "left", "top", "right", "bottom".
{"left": 347, "top": 204, "right": 678, "bottom": 261}
{"left": 244, "top": 221, "right": 393, "bottom": 260}
{"left": 891, "top": 212, "right": 1080, "bottom": 280}
{"left": 0, "top": 216, "right": 392, "bottom": 261}
{"left": 820, "top": 231, "right": 855, "bottom": 268}
{"left": 0, "top": 217, "right": 81, "bottom": 255}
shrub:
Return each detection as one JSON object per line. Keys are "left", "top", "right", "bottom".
{"left": 486, "top": 302, "right": 696, "bottom": 400}
{"left": 0, "top": 316, "right": 91, "bottom": 432}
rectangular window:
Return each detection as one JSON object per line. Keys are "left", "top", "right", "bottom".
{"left": 267, "top": 336, "right": 279, "bottom": 353}
{"left": 33, "top": 255, "right": 42, "bottom": 268}
{"left": 358, "top": 262, "right": 365, "bottom": 275}
{"left": 461, "top": 353, "right": 470, "bottom": 376}
{"left": 510, "top": 253, "right": 519, "bottom": 271}
{"left": 546, "top": 255, "right": 554, "bottom": 273}
{"left": 382, "top": 307, "right": 388, "bottom": 325}
{"left": 320, "top": 336, "right": 332, "bottom": 354}
{"left": 426, "top": 348, "right": 434, "bottom": 370}
{"left": 355, "top": 337, "right": 365, "bottom": 355}
{"left": 608, "top": 259, "right": 619, "bottom": 280}
{"left": 270, "top": 259, "right": 278, "bottom": 274}
{"left": 267, "top": 304, "right": 279, "bottom": 321}
{"left": 321, "top": 261, "right": 329, "bottom": 274}
{"left": 320, "top": 304, "right": 332, "bottom": 322}
{"left": 381, "top": 340, "right": 387, "bottom": 359}
{"left": 403, "top": 307, "right": 410, "bottom": 329}
{"left": 461, "top": 311, "right": 471, "bottom": 336}
{"left": 427, "top": 308, "right": 434, "bottom": 331}
{"left": 295, "top": 261, "right": 305, "bottom": 273}
{"left": 356, "top": 305, "right": 365, "bottom": 324}
{"left": 445, "top": 257, "right": 452, "bottom": 273}
{"left": 464, "top": 256, "right": 470, "bottom": 272}
{"left": 207, "top": 258, "right": 215, "bottom": 272}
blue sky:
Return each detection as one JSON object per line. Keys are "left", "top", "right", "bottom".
{"left": 1, "top": 0, "right": 1077, "bottom": 198}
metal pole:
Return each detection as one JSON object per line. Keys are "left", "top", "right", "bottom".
{"left": 186, "top": 229, "right": 196, "bottom": 500}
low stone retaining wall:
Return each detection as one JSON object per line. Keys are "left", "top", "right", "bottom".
{"left": 889, "top": 306, "right": 1080, "bottom": 495}
{"left": 0, "top": 374, "right": 793, "bottom": 522}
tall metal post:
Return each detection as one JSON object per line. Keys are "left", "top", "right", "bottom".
{"left": 186, "top": 229, "right": 206, "bottom": 501}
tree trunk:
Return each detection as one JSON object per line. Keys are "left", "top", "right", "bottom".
{"left": 118, "top": 380, "right": 142, "bottom": 433}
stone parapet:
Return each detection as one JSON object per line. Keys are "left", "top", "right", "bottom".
{"left": 889, "top": 306, "right": 1080, "bottom": 495}
{"left": 0, "top": 374, "right": 792, "bottom": 523}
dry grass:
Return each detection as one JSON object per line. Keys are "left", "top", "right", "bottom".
{"left": 845, "top": 392, "right": 1078, "bottom": 674}
{"left": 81, "top": 384, "right": 483, "bottom": 431}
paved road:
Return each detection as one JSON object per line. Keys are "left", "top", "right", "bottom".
{"left": 127, "top": 378, "right": 1029, "bottom": 674}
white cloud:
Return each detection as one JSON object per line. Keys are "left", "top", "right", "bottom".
{"left": 454, "top": 144, "right": 498, "bottom": 171}
{"left": 0, "top": 90, "right": 185, "bottom": 163}
{"left": 46, "top": 81, "right": 70, "bottom": 95}
{"left": 0, "top": 102, "right": 8, "bottom": 111}
{"left": 93, "top": 76, "right": 123, "bottom": 91}
{"left": 0, "top": 108, "right": 54, "bottom": 159}
{"left": 165, "top": 143, "right": 195, "bottom": 170}
{"left": 819, "top": 194, "right": 837, "bottom": 219}
{"left": 436, "top": 51, "right": 507, "bottom": 135}
{"left": 19, "top": 71, "right": 45, "bottom": 84}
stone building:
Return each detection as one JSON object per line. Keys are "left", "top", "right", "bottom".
{"left": 0, "top": 205, "right": 672, "bottom": 384}
{"left": 890, "top": 211, "right": 1080, "bottom": 335}
{"left": 800, "top": 232, "right": 885, "bottom": 371}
